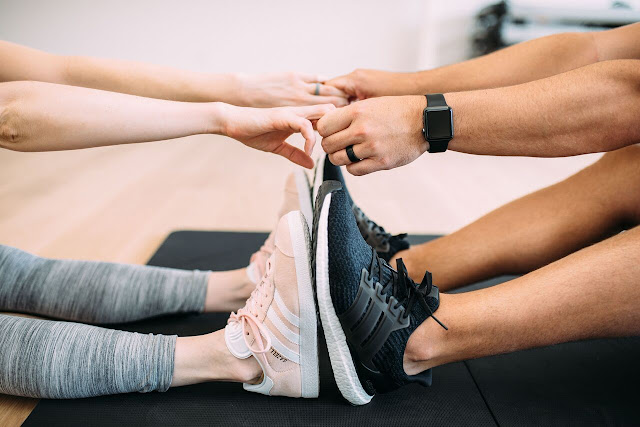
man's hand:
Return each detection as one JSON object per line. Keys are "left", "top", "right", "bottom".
{"left": 236, "top": 72, "right": 349, "bottom": 108}
{"left": 325, "top": 69, "right": 419, "bottom": 101}
{"left": 317, "top": 96, "right": 427, "bottom": 176}
{"left": 221, "top": 103, "right": 335, "bottom": 169}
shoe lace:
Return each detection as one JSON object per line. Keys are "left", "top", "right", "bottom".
{"left": 353, "top": 204, "right": 407, "bottom": 249}
{"left": 229, "top": 257, "right": 274, "bottom": 354}
{"left": 369, "top": 250, "right": 448, "bottom": 330}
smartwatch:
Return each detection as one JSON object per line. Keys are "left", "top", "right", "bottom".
{"left": 422, "top": 94, "right": 453, "bottom": 153}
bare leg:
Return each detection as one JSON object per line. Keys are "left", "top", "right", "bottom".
{"left": 393, "top": 145, "right": 640, "bottom": 291}
{"left": 172, "top": 329, "right": 261, "bottom": 387}
{"left": 403, "top": 225, "right": 640, "bottom": 375}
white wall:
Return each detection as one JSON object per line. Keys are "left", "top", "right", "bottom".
{"left": 0, "top": 0, "right": 599, "bottom": 234}
{"left": 0, "top": 0, "right": 429, "bottom": 74}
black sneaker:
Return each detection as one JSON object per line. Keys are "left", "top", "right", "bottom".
{"left": 312, "top": 181, "right": 446, "bottom": 405}
{"left": 312, "top": 155, "right": 410, "bottom": 262}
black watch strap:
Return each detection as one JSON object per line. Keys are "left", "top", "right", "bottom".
{"left": 426, "top": 93, "right": 447, "bottom": 107}
{"left": 424, "top": 94, "right": 452, "bottom": 153}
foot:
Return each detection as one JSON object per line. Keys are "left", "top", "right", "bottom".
{"left": 226, "top": 211, "right": 319, "bottom": 398}
{"left": 312, "top": 181, "right": 446, "bottom": 405}
{"left": 312, "top": 154, "right": 409, "bottom": 262}
{"left": 247, "top": 170, "right": 313, "bottom": 282}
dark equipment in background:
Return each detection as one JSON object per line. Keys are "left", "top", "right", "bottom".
{"left": 473, "top": 1, "right": 640, "bottom": 56}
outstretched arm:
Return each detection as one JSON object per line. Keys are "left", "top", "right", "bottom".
{"left": 0, "top": 41, "right": 348, "bottom": 107}
{"left": 0, "top": 81, "right": 333, "bottom": 168}
{"left": 326, "top": 23, "right": 640, "bottom": 99}
{"left": 318, "top": 60, "right": 640, "bottom": 175}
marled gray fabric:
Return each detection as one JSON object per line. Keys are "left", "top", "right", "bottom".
{"left": 0, "top": 314, "right": 176, "bottom": 398}
{"left": 0, "top": 244, "right": 210, "bottom": 398}
{"left": 0, "top": 244, "right": 208, "bottom": 323}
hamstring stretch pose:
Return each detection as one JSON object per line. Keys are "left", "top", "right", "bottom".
{"left": 310, "top": 22, "right": 640, "bottom": 404}
{"left": 1, "top": 22, "right": 640, "bottom": 404}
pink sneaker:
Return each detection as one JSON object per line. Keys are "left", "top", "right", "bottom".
{"left": 226, "top": 211, "right": 318, "bottom": 398}
{"left": 247, "top": 170, "right": 313, "bottom": 283}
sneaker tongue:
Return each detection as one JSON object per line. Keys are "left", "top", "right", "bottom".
{"left": 246, "top": 262, "right": 261, "bottom": 285}
{"left": 376, "top": 259, "right": 410, "bottom": 301}
{"left": 224, "top": 322, "right": 252, "bottom": 359}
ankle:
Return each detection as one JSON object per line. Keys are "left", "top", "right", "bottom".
{"left": 208, "top": 332, "right": 262, "bottom": 383}
{"left": 402, "top": 295, "right": 454, "bottom": 375}
{"left": 232, "top": 356, "right": 263, "bottom": 384}
{"left": 403, "top": 329, "right": 438, "bottom": 375}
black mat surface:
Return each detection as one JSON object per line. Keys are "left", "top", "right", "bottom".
{"left": 24, "top": 232, "right": 495, "bottom": 427}
{"left": 23, "top": 232, "right": 640, "bottom": 426}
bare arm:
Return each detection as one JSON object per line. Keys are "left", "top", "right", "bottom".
{"left": 0, "top": 41, "right": 348, "bottom": 107}
{"left": 0, "top": 81, "right": 333, "bottom": 167}
{"left": 318, "top": 60, "right": 640, "bottom": 175}
{"left": 446, "top": 60, "right": 640, "bottom": 157}
{"left": 327, "top": 23, "right": 640, "bottom": 98}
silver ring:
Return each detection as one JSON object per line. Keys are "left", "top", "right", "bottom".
{"left": 346, "top": 145, "right": 361, "bottom": 163}
{"left": 314, "top": 83, "right": 321, "bottom": 96}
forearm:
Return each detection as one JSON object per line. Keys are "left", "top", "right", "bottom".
{"left": 0, "top": 41, "right": 243, "bottom": 104}
{"left": 414, "top": 23, "right": 640, "bottom": 94}
{"left": 62, "top": 55, "right": 243, "bottom": 103}
{"left": 446, "top": 60, "right": 640, "bottom": 156}
{"left": 413, "top": 32, "right": 600, "bottom": 93}
{"left": 0, "top": 81, "right": 225, "bottom": 152}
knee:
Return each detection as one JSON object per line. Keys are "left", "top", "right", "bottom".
{"left": 593, "top": 146, "right": 640, "bottom": 225}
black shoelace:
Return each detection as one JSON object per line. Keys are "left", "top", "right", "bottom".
{"left": 369, "top": 249, "right": 448, "bottom": 330}
{"left": 354, "top": 205, "right": 407, "bottom": 248}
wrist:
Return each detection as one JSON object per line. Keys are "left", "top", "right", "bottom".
{"left": 201, "top": 73, "right": 243, "bottom": 105}
{"left": 206, "top": 102, "right": 233, "bottom": 135}
{"left": 442, "top": 91, "right": 463, "bottom": 152}
{"left": 231, "top": 72, "right": 255, "bottom": 107}
{"left": 407, "top": 95, "right": 430, "bottom": 154}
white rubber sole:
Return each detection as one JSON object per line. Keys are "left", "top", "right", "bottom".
{"left": 288, "top": 210, "right": 319, "bottom": 398}
{"left": 294, "top": 170, "right": 313, "bottom": 234}
{"left": 315, "top": 194, "right": 373, "bottom": 406}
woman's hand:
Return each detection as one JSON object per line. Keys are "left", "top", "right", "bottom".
{"left": 235, "top": 72, "right": 349, "bottom": 108}
{"left": 220, "top": 103, "right": 336, "bottom": 168}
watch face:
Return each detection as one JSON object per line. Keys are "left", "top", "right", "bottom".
{"left": 426, "top": 108, "right": 452, "bottom": 140}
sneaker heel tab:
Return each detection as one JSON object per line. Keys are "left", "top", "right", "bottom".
{"left": 315, "top": 180, "right": 343, "bottom": 207}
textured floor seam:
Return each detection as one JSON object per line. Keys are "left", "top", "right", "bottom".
{"left": 463, "top": 360, "right": 500, "bottom": 427}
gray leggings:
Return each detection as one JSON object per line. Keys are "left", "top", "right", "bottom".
{"left": 0, "top": 244, "right": 209, "bottom": 399}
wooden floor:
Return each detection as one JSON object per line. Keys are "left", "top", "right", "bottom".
{"left": 0, "top": 133, "right": 598, "bottom": 425}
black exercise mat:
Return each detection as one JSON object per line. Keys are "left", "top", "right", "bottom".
{"left": 24, "top": 232, "right": 496, "bottom": 427}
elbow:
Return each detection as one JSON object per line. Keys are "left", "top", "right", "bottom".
{"left": 619, "top": 61, "right": 640, "bottom": 144}
{"left": 0, "top": 102, "right": 26, "bottom": 151}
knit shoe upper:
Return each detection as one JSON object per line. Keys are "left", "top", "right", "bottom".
{"left": 321, "top": 183, "right": 445, "bottom": 395}
{"left": 315, "top": 155, "right": 410, "bottom": 262}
